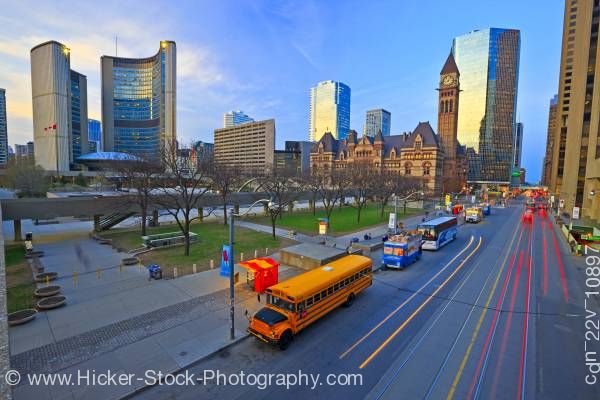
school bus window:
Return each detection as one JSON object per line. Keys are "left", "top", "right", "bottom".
{"left": 321, "top": 290, "right": 327, "bottom": 298}
{"left": 267, "top": 294, "right": 295, "bottom": 312}
{"left": 328, "top": 287, "right": 333, "bottom": 295}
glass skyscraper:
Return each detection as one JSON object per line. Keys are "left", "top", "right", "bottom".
{"left": 223, "top": 110, "right": 254, "bottom": 128}
{"left": 88, "top": 119, "right": 102, "bottom": 152}
{"left": 70, "top": 70, "right": 89, "bottom": 165}
{"left": 364, "top": 108, "right": 391, "bottom": 137}
{"left": 309, "top": 80, "right": 351, "bottom": 142}
{"left": 452, "top": 28, "right": 520, "bottom": 184}
{"left": 101, "top": 41, "right": 176, "bottom": 159}
{"left": 0, "top": 88, "right": 8, "bottom": 166}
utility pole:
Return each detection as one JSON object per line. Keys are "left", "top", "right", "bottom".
{"left": 228, "top": 208, "right": 235, "bottom": 340}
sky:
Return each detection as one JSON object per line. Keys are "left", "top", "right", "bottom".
{"left": 0, "top": 0, "right": 564, "bottom": 182}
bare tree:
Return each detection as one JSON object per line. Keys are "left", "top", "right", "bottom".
{"left": 316, "top": 167, "right": 348, "bottom": 221}
{"left": 208, "top": 161, "right": 244, "bottom": 225}
{"left": 299, "top": 170, "right": 320, "bottom": 216}
{"left": 155, "top": 140, "right": 212, "bottom": 256}
{"left": 259, "top": 166, "right": 299, "bottom": 239}
{"left": 118, "top": 154, "right": 162, "bottom": 236}
{"left": 375, "top": 172, "right": 422, "bottom": 219}
{"left": 348, "top": 162, "right": 377, "bottom": 223}
{"left": 4, "top": 157, "right": 48, "bottom": 197}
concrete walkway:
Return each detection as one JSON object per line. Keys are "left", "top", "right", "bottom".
{"left": 11, "top": 264, "right": 300, "bottom": 400}
{"left": 235, "top": 220, "right": 316, "bottom": 243}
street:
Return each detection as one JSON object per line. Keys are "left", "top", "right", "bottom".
{"left": 133, "top": 202, "right": 599, "bottom": 400}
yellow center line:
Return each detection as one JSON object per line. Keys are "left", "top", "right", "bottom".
{"left": 340, "top": 236, "right": 475, "bottom": 360}
{"left": 359, "top": 236, "right": 483, "bottom": 369}
{"left": 446, "top": 220, "right": 523, "bottom": 400}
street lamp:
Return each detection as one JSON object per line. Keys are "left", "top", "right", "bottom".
{"left": 392, "top": 191, "right": 425, "bottom": 233}
{"left": 228, "top": 198, "right": 272, "bottom": 340}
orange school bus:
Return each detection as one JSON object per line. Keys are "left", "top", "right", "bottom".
{"left": 247, "top": 254, "right": 372, "bottom": 350}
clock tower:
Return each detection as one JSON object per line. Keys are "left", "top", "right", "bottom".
{"left": 437, "top": 51, "right": 463, "bottom": 193}
{"left": 437, "top": 51, "right": 460, "bottom": 159}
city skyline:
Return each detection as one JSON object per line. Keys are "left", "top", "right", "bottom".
{"left": 0, "top": 0, "right": 563, "bottom": 181}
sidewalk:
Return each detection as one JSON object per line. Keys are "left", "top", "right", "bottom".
{"left": 9, "top": 236, "right": 301, "bottom": 399}
{"left": 235, "top": 220, "right": 316, "bottom": 243}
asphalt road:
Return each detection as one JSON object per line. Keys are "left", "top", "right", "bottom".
{"left": 134, "top": 202, "right": 600, "bottom": 400}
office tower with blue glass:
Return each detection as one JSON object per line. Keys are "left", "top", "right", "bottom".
{"left": 309, "top": 80, "right": 351, "bottom": 142}
{"left": 88, "top": 119, "right": 102, "bottom": 152}
{"left": 70, "top": 70, "right": 89, "bottom": 165}
{"left": 101, "top": 41, "right": 176, "bottom": 159}
{"left": 31, "top": 41, "right": 89, "bottom": 172}
{"left": 0, "top": 89, "right": 8, "bottom": 166}
{"left": 223, "top": 110, "right": 254, "bottom": 128}
{"left": 364, "top": 109, "right": 391, "bottom": 137}
{"left": 452, "top": 28, "right": 521, "bottom": 184}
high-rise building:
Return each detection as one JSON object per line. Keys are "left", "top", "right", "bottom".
{"left": 364, "top": 109, "right": 391, "bottom": 137}
{"left": 542, "top": 95, "right": 558, "bottom": 186}
{"left": 15, "top": 144, "right": 28, "bottom": 158}
{"left": 513, "top": 122, "right": 523, "bottom": 169}
{"left": 223, "top": 110, "right": 254, "bottom": 128}
{"left": 452, "top": 28, "right": 521, "bottom": 184}
{"left": 88, "top": 119, "right": 102, "bottom": 153}
{"left": 309, "top": 80, "right": 351, "bottom": 142}
{"left": 70, "top": 70, "right": 89, "bottom": 166}
{"left": 31, "top": 41, "right": 89, "bottom": 172}
{"left": 437, "top": 51, "right": 468, "bottom": 192}
{"left": 214, "top": 119, "right": 275, "bottom": 171}
{"left": 285, "top": 140, "right": 312, "bottom": 173}
{"left": 101, "top": 41, "right": 176, "bottom": 159}
{"left": 549, "top": 0, "right": 600, "bottom": 223}
{"left": 0, "top": 88, "right": 8, "bottom": 166}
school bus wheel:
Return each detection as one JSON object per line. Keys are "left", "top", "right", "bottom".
{"left": 279, "top": 330, "right": 293, "bottom": 350}
{"left": 344, "top": 293, "right": 356, "bottom": 308}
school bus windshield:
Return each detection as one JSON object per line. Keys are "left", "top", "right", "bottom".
{"left": 267, "top": 294, "right": 295, "bottom": 312}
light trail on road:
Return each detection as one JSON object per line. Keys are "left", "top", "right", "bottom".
{"left": 359, "top": 236, "right": 483, "bottom": 369}
{"left": 339, "top": 236, "right": 475, "bottom": 360}
{"left": 446, "top": 220, "right": 525, "bottom": 400}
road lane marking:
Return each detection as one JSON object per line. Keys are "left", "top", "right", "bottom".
{"left": 519, "top": 219, "right": 535, "bottom": 400}
{"left": 446, "top": 221, "right": 524, "bottom": 400}
{"left": 339, "top": 236, "right": 475, "bottom": 360}
{"left": 542, "top": 218, "right": 548, "bottom": 296}
{"left": 548, "top": 220, "right": 569, "bottom": 302}
{"left": 469, "top": 227, "right": 524, "bottom": 399}
{"left": 372, "top": 233, "right": 499, "bottom": 399}
{"left": 358, "top": 237, "right": 483, "bottom": 370}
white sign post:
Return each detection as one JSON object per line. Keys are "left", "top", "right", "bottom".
{"left": 573, "top": 206, "right": 580, "bottom": 220}
{"left": 388, "top": 213, "right": 397, "bottom": 230}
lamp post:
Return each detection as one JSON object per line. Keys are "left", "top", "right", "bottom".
{"left": 228, "top": 198, "right": 272, "bottom": 340}
{"left": 392, "top": 191, "right": 424, "bottom": 233}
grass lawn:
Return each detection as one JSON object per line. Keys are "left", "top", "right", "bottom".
{"left": 100, "top": 222, "right": 293, "bottom": 279}
{"left": 247, "top": 204, "right": 422, "bottom": 236}
{"left": 4, "top": 245, "right": 36, "bottom": 313}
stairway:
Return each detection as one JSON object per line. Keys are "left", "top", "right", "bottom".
{"left": 97, "top": 212, "right": 135, "bottom": 231}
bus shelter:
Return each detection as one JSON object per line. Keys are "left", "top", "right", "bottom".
{"left": 239, "top": 257, "right": 279, "bottom": 293}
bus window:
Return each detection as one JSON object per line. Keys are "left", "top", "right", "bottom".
{"left": 268, "top": 294, "right": 295, "bottom": 312}
{"left": 419, "top": 227, "right": 436, "bottom": 240}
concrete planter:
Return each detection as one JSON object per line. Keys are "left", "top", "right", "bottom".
{"left": 34, "top": 272, "right": 58, "bottom": 283}
{"left": 121, "top": 257, "right": 140, "bottom": 266}
{"left": 25, "top": 250, "right": 45, "bottom": 259}
{"left": 34, "top": 285, "right": 61, "bottom": 298}
{"left": 8, "top": 309, "right": 38, "bottom": 326}
{"left": 37, "top": 295, "right": 66, "bottom": 310}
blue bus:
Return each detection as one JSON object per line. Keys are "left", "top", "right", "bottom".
{"left": 417, "top": 216, "right": 458, "bottom": 250}
{"left": 382, "top": 232, "right": 422, "bottom": 269}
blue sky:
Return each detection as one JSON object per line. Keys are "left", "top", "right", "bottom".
{"left": 0, "top": 0, "right": 563, "bottom": 181}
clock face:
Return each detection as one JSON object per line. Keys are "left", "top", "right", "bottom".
{"left": 442, "top": 75, "right": 455, "bottom": 86}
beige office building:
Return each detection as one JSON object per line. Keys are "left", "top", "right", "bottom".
{"left": 213, "top": 119, "right": 275, "bottom": 171}
{"left": 31, "top": 41, "right": 90, "bottom": 172}
{"left": 548, "top": 0, "right": 600, "bottom": 224}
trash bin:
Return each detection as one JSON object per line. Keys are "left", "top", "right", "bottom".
{"left": 25, "top": 232, "right": 33, "bottom": 241}
{"left": 147, "top": 264, "right": 163, "bottom": 280}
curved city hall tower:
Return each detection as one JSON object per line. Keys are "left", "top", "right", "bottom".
{"left": 437, "top": 51, "right": 461, "bottom": 192}
{"left": 101, "top": 41, "right": 176, "bottom": 159}
{"left": 31, "top": 41, "right": 88, "bottom": 172}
